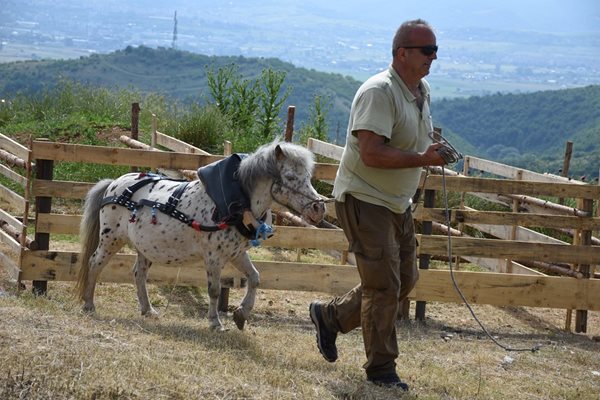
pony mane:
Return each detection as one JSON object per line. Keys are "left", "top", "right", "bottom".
{"left": 237, "top": 140, "right": 315, "bottom": 193}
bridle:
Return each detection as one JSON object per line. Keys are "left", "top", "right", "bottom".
{"left": 270, "top": 176, "right": 334, "bottom": 216}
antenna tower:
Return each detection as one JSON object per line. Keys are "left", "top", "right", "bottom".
{"left": 171, "top": 11, "right": 178, "bottom": 49}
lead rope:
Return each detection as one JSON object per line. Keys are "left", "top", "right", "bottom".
{"left": 440, "top": 166, "right": 540, "bottom": 353}
{"left": 250, "top": 221, "right": 274, "bottom": 247}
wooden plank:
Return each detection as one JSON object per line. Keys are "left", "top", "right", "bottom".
{"left": 462, "top": 256, "right": 542, "bottom": 275}
{"left": 468, "top": 192, "right": 584, "bottom": 217}
{"left": 36, "top": 213, "right": 80, "bottom": 234}
{"left": 19, "top": 250, "right": 359, "bottom": 293}
{"left": 411, "top": 270, "right": 600, "bottom": 310}
{"left": 313, "top": 162, "right": 338, "bottom": 181}
{"left": 460, "top": 212, "right": 566, "bottom": 245}
{"left": 307, "top": 138, "right": 343, "bottom": 161}
{"left": 0, "top": 208, "right": 24, "bottom": 231}
{"left": 0, "top": 164, "right": 28, "bottom": 186}
{"left": 0, "top": 184, "right": 26, "bottom": 210}
{"left": 417, "top": 235, "right": 600, "bottom": 265}
{"left": 19, "top": 250, "right": 600, "bottom": 310}
{"left": 33, "top": 216, "right": 350, "bottom": 249}
{"left": 30, "top": 140, "right": 337, "bottom": 182}
{"left": 31, "top": 179, "right": 94, "bottom": 199}
{"left": 483, "top": 224, "right": 565, "bottom": 245}
{"left": 31, "top": 141, "right": 222, "bottom": 170}
{"left": 415, "top": 208, "right": 600, "bottom": 231}
{"left": 21, "top": 251, "right": 137, "bottom": 282}
{"left": 423, "top": 175, "right": 600, "bottom": 199}
{"left": 30, "top": 214, "right": 599, "bottom": 264}
{"left": 156, "top": 131, "right": 210, "bottom": 155}
{"left": 263, "top": 226, "right": 348, "bottom": 250}
{"left": 0, "top": 227, "right": 21, "bottom": 253}
{"left": 467, "top": 156, "right": 585, "bottom": 184}
{"left": 0, "top": 250, "right": 21, "bottom": 281}
{"left": 0, "top": 132, "right": 30, "bottom": 161}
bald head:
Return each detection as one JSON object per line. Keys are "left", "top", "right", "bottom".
{"left": 392, "top": 19, "right": 434, "bottom": 57}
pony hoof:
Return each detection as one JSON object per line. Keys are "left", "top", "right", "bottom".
{"left": 210, "top": 324, "right": 229, "bottom": 332}
{"left": 233, "top": 308, "right": 246, "bottom": 330}
{"left": 82, "top": 304, "right": 95, "bottom": 314}
{"left": 142, "top": 309, "right": 159, "bottom": 319}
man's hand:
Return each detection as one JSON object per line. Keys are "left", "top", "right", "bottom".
{"left": 422, "top": 143, "right": 448, "bottom": 166}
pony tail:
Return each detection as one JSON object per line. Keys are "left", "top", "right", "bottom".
{"left": 75, "top": 179, "right": 113, "bottom": 300}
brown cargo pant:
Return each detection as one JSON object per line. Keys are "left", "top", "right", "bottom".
{"left": 326, "top": 195, "right": 419, "bottom": 378}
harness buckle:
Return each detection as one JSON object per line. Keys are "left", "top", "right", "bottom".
{"left": 151, "top": 206, "right": 157, "bottom": 225}
{"left": 129, "top": 208, "right": 137, "bottom": 223}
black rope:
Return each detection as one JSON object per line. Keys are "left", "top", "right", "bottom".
{"left": 440, "top": 166, "right": 541, "bottom": 353}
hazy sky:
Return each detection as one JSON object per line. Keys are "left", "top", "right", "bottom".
{"left": 330, "top": 0, "right": 599, "bottom": 33}
{"left": 126, "top": 0, "right": 600, "bottom": 34}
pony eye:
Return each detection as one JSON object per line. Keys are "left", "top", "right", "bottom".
{"left": 284, "top": 174, "right": 297, "bottom": 181}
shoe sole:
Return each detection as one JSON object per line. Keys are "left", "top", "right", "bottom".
{"left": 368, "top": 376, "right": 409, "bottom": 391}
{"left": 309, "top": 303, "right": 337, "bottom": 363}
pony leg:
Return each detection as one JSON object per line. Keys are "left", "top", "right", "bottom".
{"left": 205, "top": 261, "right": 226, "bottom": 331}
{"left": 133, "top": 253, "right": 158, "bottom": 317}
{"left": 81, "top": 242, "right": 122, "bottom": 313}
{"left": 230, "top": 252, "right": 260, "bottom": 330}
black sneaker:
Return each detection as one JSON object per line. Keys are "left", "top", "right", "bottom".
{"left": 309, "top": 301, "right": 338, "bottom": 362}
{"left": 367, "top": 373, "right": 409, "bottom": 391}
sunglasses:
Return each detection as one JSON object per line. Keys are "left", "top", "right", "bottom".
{"left": 402, "top": 45, "right": 438, "bottom": 56}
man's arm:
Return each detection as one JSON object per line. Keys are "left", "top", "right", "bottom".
{"left": 356, "top": 130, "right": 446, "bottom": 168}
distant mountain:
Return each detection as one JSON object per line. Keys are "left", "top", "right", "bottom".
{"left": 433, "top": 85, "right": 600, "bottom": 179}
{"left": 1, "top": 46, "right": 599, "bottom": 179}
{"left": 0, "top": 46, "right": 361, "bottom": 142}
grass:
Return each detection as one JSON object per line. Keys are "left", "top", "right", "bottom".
{"left": 1, "top": 78, "right": 599, "bottom": 399}
{"left": 1, "top": 250, "right": 599, "bottom": 400}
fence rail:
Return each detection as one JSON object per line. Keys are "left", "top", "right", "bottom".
{"left": 0, "top": 133, "right": 598, "bottom": 333}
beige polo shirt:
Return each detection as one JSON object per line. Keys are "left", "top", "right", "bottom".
{"left": 332, "top": 66, "right": 432, "bottom": 213}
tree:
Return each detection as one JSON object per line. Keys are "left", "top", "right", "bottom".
{"left": 296, "top": 95, "right": 330, "bottom": 145}
{"left": 205, "top": 64, "right": 289, "bottom": 151}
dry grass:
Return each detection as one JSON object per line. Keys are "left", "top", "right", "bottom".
{"left": 1, "top": 250, "right": 599, "bottom": 399}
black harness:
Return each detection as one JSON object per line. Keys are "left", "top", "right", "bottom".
{"left": 100, "top": 154, "right": 261, "bottom": 239}
{"left": 100, "top": 172, "right": 230, "bottom": 232}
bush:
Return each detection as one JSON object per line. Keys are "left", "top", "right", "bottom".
{"left": 164, "top": 104, "right": 231, "bottom": 154}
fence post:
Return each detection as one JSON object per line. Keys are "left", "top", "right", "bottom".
{"left": 415, "top": 188, "right": 435, "bottom": 321}
{"left": 131, "top": 102, "right": 140, "bottom": 172}
{"left": 415, "top": 128, "right": 442, "bottom": 321}
{"left": 575, "top": 198, "right": 593, "bottom": 333}
{"left": 558, "top": 141, "right": 573, "bottom": 205}
{"left": 151, "top": 113, "right": 157, "bottom": 149}
{"left": 32, "top": 156, "right": 54, "bottom": 295}
{"left": 284, "top": 106, "right": 295, "bottom": 142}
{"left": 507, "top": 169, "right": 523, "bottom": 274}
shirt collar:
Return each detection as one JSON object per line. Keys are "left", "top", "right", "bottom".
{"left": 388, "top": 65, "right": 429, "bottom": 103}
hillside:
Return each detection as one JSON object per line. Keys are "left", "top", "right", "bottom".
{"left": 433, "top": 85, "right": 600, "bottom": 179}
{"left": 1, "top": 46, "right": 599, "bottom": 178}
{"left": 0, "top": 46, "right": 361, "bottom": 142}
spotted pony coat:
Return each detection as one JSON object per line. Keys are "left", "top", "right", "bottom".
{"left": 76, "top": 140, "right": 326, "bottom": 331}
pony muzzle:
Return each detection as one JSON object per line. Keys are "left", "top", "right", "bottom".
{"left": 302, "top": 200, "right": 326, "bottom": 225}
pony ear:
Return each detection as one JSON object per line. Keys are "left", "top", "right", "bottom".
{"left": 275, "top": 144, "right": 286, "bottom": 161}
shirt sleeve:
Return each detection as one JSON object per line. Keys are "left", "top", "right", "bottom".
{"left": 350, "top": 87, "right": 394, "bottom": 141}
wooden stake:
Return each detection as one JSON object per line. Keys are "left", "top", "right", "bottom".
{"left": 284, "top": 106, "right": 295, "bottom": 142}
{"left": 558, "top": 141, "right": 572, "bottom": 205}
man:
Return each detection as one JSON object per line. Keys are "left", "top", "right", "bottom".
{"left": 309, "top": 19, "right": 448, "bottom": 391}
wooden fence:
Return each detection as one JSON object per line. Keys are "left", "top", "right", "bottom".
{"left": 0, "top": 129, "right": 599, "bottom": 333}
